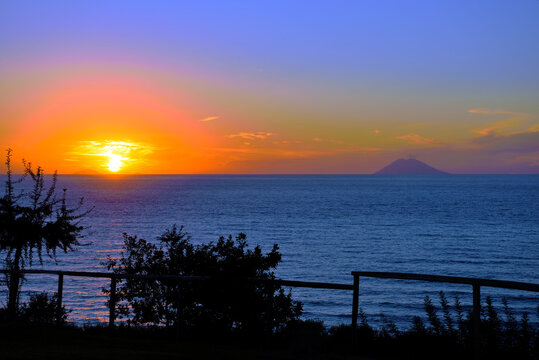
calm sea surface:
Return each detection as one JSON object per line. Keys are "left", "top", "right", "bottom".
{"left": 1, "top": 175, "right": 538, "bottom": 327}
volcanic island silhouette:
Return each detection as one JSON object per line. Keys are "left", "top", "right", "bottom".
{"left": 375, "top": 158, "right": 448, "bottom": 175}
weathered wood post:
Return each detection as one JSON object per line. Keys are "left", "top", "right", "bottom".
{"left": 56, "top": 272, "right": 64, "bottom": 325}
{"left": 351, "top": 273, "right": 360, "bottom": 330}
{"left": 472, "top": 284, "right": 481, "bottom": 360}
{"left": 109, "top": 276, "right": 117, "bottom": 328}
{"left": 351, "top": 272, "right": 360, "bottom": 349}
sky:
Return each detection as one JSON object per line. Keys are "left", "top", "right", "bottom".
{"left": 1, "top": 0, "right": 538, "bottom": 174}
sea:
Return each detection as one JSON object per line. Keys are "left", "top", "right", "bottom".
{"left": 1, "top": 174, "right": 538, "bottom": 328}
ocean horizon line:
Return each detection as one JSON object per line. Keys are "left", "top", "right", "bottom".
{"left": 4, "top": 172, "right": 539, "bottom": 176}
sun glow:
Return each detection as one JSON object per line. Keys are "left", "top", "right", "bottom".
{"left": 71, "top": 140, "right": 155, "bottom": 173}
{"left": 97, "top": 142, "right": 134, "bottom": 173}
{"left": 106, "top": 152, "right": 124, "bottom": 172}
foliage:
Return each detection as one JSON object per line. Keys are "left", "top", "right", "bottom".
{"left": 20, "top": 292, "right": 69, "bottom": 324}
{"left": 104, "top": 226, "right": 302, "bottom": 336}
{"left": 340, "top": 293, "right": 539, "bottom": 360}
{"left": 0, "top": 148, "right": 90, "bottom": 316}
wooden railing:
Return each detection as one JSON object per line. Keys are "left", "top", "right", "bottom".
{"left": 2, "top": 269, "right": 538, "bottom": 360}
{"left": 0, "top": 269, "right": 354, "bottom": 328}
{"left": 350, "top": 272, "right": 539, "bottom": 360}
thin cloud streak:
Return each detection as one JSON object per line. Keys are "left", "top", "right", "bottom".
{"left": 473, "top": 127, "right": 498, "bottom": 136}
{"left": 467, "top": 109, "right": 524, "bottom": 115}
{"left": 469, "top": 108, "right": 530, "bottom": 136}
{"left": 200, "top": 116, "right": 219, "bottom": 122}
{"left": 227, "top": 132, "right": 276, "bottom": 140}
{"left": 210, "top": 146, "right": 380, "bottom": 158}
{"left": 395, "top": 133, "right": 435, "bottom": 145}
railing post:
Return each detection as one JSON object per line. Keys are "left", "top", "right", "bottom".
{"left": 56, "top": 273, "right": 64, "bottom": 325}
{"left": 472, "top": 284, "right": 481, "bottom": 360}
{"left": 351, "top": 273, "right": 360, "bottom": 330}
{"left": 109, "top": 276, "right": 117, "bottom": 328}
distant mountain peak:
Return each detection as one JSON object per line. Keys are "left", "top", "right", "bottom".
{"left": 375, "top": 158, "right": 448, "bottom": 175}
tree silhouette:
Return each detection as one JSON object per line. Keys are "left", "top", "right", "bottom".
{"left": 105, "top": 226, "right": 302, "bottom": 336}
{"left": 0, "top": 149, "right": 90, "bottom": 317}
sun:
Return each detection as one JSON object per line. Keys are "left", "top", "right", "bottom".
{"left": 72, "top": 140, "right": 156, "bottom": 173}
{"left": 73, "top": 140, "right": 144, "bottom": 173}
{"left": 106, "top": 152, "right": 124, "bottom": 172}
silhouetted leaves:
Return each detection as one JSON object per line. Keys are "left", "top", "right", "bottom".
{"left": 1, "top": 149, "right": 90, "bottom": 316}
{"left": 424, "top": 295, "right": 443, "bottom": 335}
{"left": 20, "top": 292, "right": 69, "bottom": 324}
{"left": 350, "top": 293, "right": 538, "bottom": 359}
{"left": 104, "top": 226, "right": 302, "bottom": 336}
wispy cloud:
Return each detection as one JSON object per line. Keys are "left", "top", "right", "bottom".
{"left": 471, "top": 131, "right": 539, "bottom": 153}
{"left": 395, "top": 133, "right": 435, "bottom": 145}
{"left": 467, "top": 109, "right": 522, "bottom": 115}
{"left": 200, "top": 116, "right": 219, "bottom": 122}
{"left": 211, "top": 146, "right": 380, "bottom": 159}
{"left": 72, "top": 140, "right": 154, "bottom": 157}
{"left": 468, "top": 109, "right": 529, "bottom": 136}
{"left": 227, "top": 132, "right": 276, "bottom": 140}
{"left": 69, "top": 140, "right": 155, "bottom": 162}
{"left": 473, "top": 127, "right": 499, "bottom": 136}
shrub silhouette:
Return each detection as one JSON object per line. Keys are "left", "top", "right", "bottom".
{"left": 342, "top": 293, "right": 538, "bottom": 360}
{"left": 20, "top": 292, "right": 69, "bottom": 324}
{"left": 104, "top": 226, "right": 302, "bottom": 336}
{"left": 0, "top": 149, "right": 90, "bottom": 318}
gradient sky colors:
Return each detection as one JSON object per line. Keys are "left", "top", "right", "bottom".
{"left": 1, "top": 1, "right": 538, "bottom": 174}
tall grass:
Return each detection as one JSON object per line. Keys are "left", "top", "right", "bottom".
{"left": 349, "top": 292, "right": 538, "bottom": 359}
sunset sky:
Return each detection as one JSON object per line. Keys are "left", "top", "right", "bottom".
{"left": 1, "top": 1, "right": 538, "bottom": 174}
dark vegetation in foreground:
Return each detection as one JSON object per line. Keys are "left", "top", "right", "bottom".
{"left": 0, "top": 293, "right": 538, "bottom": 360}
{"left": 2, "top": 235, "right": 538, "bottom": 360}
{"left": 103, "top": 227, "right": 302, "bottom": 335}
{"left": 99, "top": 226, "right": 538, "bottom": 359}
{"left": 0, "top": 149, "right": 90, "bottom": 318}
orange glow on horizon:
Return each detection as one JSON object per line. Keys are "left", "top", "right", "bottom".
{"left": 2, "top": 67, "right": 537, "bottom": 175}
{"left": 2, "top": 72, "right": 221, "bottom": 174}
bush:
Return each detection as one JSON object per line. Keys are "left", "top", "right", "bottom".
{"left": 104, "top": 226, "right": 302, "bottom": 336}
{"left": 20, "top": 292, "right": 68, "bottom": 324}
{"left": 340, "top": 293, "right": 539, "bottom": 360}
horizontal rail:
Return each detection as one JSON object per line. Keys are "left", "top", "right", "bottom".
{"left": 0, "top": 269, "right": 352, "bottom": 290}
{"left": 8, "top": 269, "right": 115, "bottom": 278}
{"left": 256, "top": 278, "right": 354, "bottom": 290}
{"left": 2, "top": 269, "right": 210, "bottom": 280}
{"left": 352, "top": 271, "right": 539, "bottom": 292}
{"left": 2, "top": 269, "right": 537, "bottom": 292}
